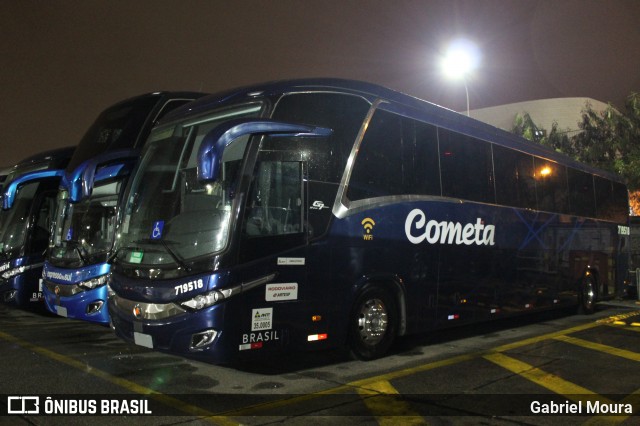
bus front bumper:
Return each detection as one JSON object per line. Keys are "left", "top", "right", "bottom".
{"left": 42, "top": 281, "right": 111, "bottom": 325}
{"left": 107, "top": 294, "right": 238, "bottom": 364}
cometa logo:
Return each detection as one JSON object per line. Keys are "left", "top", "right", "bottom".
{"left": 361, "top": 218, "right": 376, "bottom": 241}
{"left": 405, "top": 209, "right": 495, "bottom": 246}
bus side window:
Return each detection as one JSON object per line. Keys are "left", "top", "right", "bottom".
{"left": 493, "top": 145, "right": 537, "bottom": 210}
{"left": 244, "top": 161, "right": 303, "bottom": 237}
{"left": 241, "top": 159, "right": 305, "bottom": 262}
{"left": 567, "top": 168, "right": 596, "bottom": 218}
{"left": 347, "top": 109, "right": 440, "bottom": 201}
{"left": 30, "top": 191, "right": 57, "bottom": 255}
{"left": 439, "top": 128, "right": 494, "bottom": 204}
{"left": 534, "top": 158, "right": 569, "bottom": 214}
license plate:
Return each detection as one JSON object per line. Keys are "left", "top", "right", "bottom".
{"left": 56, "top": 306, "right": 68, "bottom": 317}
{"left": 133, "top": 332, "right": 153, "bottom": 348}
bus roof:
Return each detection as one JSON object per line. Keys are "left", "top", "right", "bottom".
{"left": 12, "top": 146, "right": 75, "bottom": 171}
{"left": 65, "top": 91, "right": 205, "bottom": 172}
{"left": 3, "top": 146, "right": 75, "bottom": 189}
{"left": 159, "top": 78, "right": 624, "bottom": 184}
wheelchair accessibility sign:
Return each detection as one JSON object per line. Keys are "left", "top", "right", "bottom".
{"left": 150, "top": 221, "right": 164, "bottom": 240}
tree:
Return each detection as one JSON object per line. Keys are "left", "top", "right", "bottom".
{"left": 572, "top": 94, "right": 640, "bottom": 189}
{"left": 512, "top": 92, "right": 640, "bottom": 214}
{"left": 512, "top": 113, "right": 576, "bottom": 157}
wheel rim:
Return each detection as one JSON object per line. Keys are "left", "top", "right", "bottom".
{"left": 357, "top": 298, "right": 388, "bottom": 346}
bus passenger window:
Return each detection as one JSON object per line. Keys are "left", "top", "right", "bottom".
{"left": 534, "top": 158, "right": 569, "bottom": 214}
{"left": 439, "top": 129, "right": 494, "bottom": 204}
{"left": 493, "top": 145, "right": 537, "bottom": 210}
{"left": 568, "top": 168, "right": 596, "bottom": 218}
{"left": 347, "top": 109, "right": 440, "bottom": 201}
{"left": 244, "top": 161, "right": 303, "bottom": 237}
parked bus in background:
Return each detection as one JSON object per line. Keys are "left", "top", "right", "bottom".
{"left": 0, "top": 147, "right": 75, "bottom": 307}
{"left": 42, "top": 92, "right": 205, "bottom": 325}
{"left": 107, "top": 79, "right": 629, "bottom": 363}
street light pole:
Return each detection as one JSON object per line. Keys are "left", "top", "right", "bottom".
{"left": 463, "top": 80, "right": 470, "bottom": 116}
{"left": 441, "top": 39, "right": 479, "bottom": 116}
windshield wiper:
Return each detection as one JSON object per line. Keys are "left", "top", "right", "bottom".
{"left": 62, "top": 240, "right": 90, "bottom": 265}
{"left": 133, "top": 238, "right": 192, "bottom": 272}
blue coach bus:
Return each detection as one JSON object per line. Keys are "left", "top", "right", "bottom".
{"left": 42, "top": 92, "right": 204, "bottom": 325}
{"left": 107, "top": 79, "right": 629, "bottom": 363}
{"left": 0, "top": 147, "right": 75, "bottom": 307}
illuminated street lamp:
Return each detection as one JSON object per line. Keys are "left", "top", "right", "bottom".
{"left": 441, "top": 39, "right": 480, "bottom": 116}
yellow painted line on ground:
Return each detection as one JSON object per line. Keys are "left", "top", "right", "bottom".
{"left": 357, "top": 380, "right": 426, "bottom": 426}
{"left": 597, "top": 311, "right": 640, "bottom": 324}
{"left": 0, "top": 330, "right": 238, "bottom": 426}
{"left": 486, "top": 352, "right": 640, "bottom": 426}
{"left": 483, "top": 352, "right": 609, "bottom": 405}
{"left": 553, "top": 335, "right": 640, "bottom": 362}
{"left": 225, "top": 320, "right": 608, "bottom": 417}
{"left": 222, "top": 352, "right": 478, "bottom": 417}
{"left": 1, "top": 311, "right": 627, "bottom": 421}
{"left": 604, "top": 323, "right": 640, "bottom": 333}
{"left": 489, "top": 321, "right": 600, "bottom": 353}
{"left": 581, "top": 389, "right": 640, "bottom": 426}
{"left": 484, "top": 353, "right": 638, "bottom": 425}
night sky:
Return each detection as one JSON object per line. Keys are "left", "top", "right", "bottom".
{"left": 2, "top": 0, "right": 640, "bottom": 167}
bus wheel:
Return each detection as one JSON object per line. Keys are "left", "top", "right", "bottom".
{"left": 578, "top": 274, "right": 597, "bottom": 315}
{"left": 348, "top": 286, "right": 397, "bottom": 360}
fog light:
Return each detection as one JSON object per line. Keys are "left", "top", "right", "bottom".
{"left": 190, "top": 329, "right": 218, "bottom": 350}
{"left": 86, "top": 300, "right": 104, "bottom": 314}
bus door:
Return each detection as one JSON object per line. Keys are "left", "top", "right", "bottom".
{"left": 238, "top": 148, "right": 312, "bottom": 349}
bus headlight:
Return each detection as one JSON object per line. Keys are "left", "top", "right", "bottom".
{"left": 78, "top": 275, "right": 109, "bottom": 290}
{"left": 2, "top": 266, "right": 26, "bottom": 280}
{"left": 180, "top": 290, "right": 224, "bottom": 311}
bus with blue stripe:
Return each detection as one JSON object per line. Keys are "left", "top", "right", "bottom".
{"left": 42, "top": 92, "right": 204, "bottom": 325}
{"left": 0, "top": 147, "right": 74, "bottom": 307}
{"left": 107, "top": 79, "right": 629, "bottom": 363}
{"left": 42, "top": 150, "right": 137, "bottom": 322}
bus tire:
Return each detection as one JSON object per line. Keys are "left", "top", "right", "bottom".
{"left": 578, "top": 274, "right": 597, "bottom": 315}
{"left": 348, "top": 285, "right": 397, "bottom": 361}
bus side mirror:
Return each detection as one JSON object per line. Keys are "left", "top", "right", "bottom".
{"left": 3, "top": 169, "right": 65, "bottom": 210}
{"left": 66, "top": 149, "right": 139, "bottom": 202}
{"left": 198, "top": 119, "right": 332, "bottom": 182}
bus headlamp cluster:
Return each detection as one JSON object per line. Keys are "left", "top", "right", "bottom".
{"left": 78, "top": 274, "right": 109, "bottom": 290}
{"left": 2, "top": 266, "right": 26, "bottom": 280}
{"left": 180, "top": 290, "right": 225, "bottom": 311}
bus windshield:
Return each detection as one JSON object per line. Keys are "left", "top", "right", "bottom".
{"left": 66, "top": 96, "right": 159, "bottom": 172}
{"left": 115, "top": 103, "right": 263, "bottom": 269}
{"left": 0, "top": 183, "right": 38, "bottom": 259}
{"left": 48, "top": 179, "right": 122, "bottom": 267}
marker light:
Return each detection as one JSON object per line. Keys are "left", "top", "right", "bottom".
{"left": 307, "top": 333, "right": 328, "bottom": 342}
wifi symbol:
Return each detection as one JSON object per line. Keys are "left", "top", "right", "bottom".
{"left": 361, "top": 218, "right": 376, "bottom": 234}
